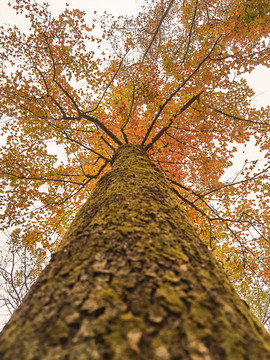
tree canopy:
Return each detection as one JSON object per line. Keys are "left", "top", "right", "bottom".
{"left": 0, "top": 0, "right": 269, "bottom": 324}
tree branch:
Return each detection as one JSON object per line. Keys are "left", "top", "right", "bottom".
{"left": 142, "top": 35, "right": 221, "bottom": 145}
{"left": 145, "top": 91, "right": 203, "bottom": 150}
{"left": 209, "top": 106, "right": 270, "bottom": 128}
{"left": 81, "top": 113, "right": 122, "bottom": 146}
{"left": 141, "top": 0, "right": 175, "bottom": 63}
{"left": 181, "top": 0, "right": 199, "bottom": 64}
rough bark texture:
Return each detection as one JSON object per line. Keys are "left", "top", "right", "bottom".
{"left": 0, "top": 144, "right": 269, "bottom": 359}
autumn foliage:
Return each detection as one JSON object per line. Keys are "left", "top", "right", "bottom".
{"left": 0, "top": 0, "right": 269, "bottom": 323}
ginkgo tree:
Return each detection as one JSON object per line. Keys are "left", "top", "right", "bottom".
{"left": 0, "top": 0, "right": 270, "bottom": 358}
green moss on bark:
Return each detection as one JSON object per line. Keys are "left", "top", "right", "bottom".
{"left": 0, "top": 144, "right": 269, "bottom": 359}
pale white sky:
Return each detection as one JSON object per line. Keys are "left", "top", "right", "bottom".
{"left": 0, "top": 0, "right": 143, "bottom": 23}
{"left": 0, "top": 0, "right": 269, "bottom": 106}
{"left": 1, "top": 0, "right": 269, "bottom": 103}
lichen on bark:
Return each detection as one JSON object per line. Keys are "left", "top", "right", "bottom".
{"left": 0, "top": 144, "right": 269, "bottom": 359}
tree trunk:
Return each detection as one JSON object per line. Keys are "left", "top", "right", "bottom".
{"left": 0, "top": 144, "right": 269, "bottom": 360}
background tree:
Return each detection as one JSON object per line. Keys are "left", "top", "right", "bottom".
{"left": 0, "top": 0, "right": 269, "bottom": 345}
{"left": 237, "top": 269, "right": 270, "bottom": 329}
{"left": 0, "top": 229, "right": 47, "bottom": 319}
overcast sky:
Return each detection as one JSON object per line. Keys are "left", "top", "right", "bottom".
{"left": 0, "top": 0, "right": 143, "bottom": 22}
{"left": 0, "top": 0, "right": 269, "bottom": 106}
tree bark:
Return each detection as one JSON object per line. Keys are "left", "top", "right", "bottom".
{"left": 0, "top": 144, "right": 269, "bottom": 360}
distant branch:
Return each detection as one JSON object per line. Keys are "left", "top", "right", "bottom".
{"left": 181, "top": 0, "right": 199, "bottom": 64}
{"left": 44, "top": 35, "right": 81, "bottom": 117}
{"left": 53, "top": 160, "right": 109, "bottom": 206}
{"left": 141, "top": 0, "right": 175, "bottom": 63}
{"left": 45, "top": 119, "right": 110, "bottom": 161}
{"left": 193, "top": 164, "right": 270, "bottom": 204}
{"left": 209, "top": 106, "right": 270, "bottom": 128}
{"left": 145, "top": 91, "right": 203, "bottom": 150}
{"left": 169, "top": 177, "right": 270, "bottom": 230}
{"left": 142, "top": 36, "right": 221, "bottom": 145}
{"left": 85, "top": 54, "right": 126, "bottom": 114}
{"left": 0, "top": 171, "right": 83, "bottom": 186}
{"left": 123, "top": 0, "right": 175, "bottom": 135}
{"left": 171, "top": 181, "right": 269, "bottom": 267}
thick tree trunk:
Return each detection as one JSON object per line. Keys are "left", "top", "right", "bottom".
{"left": 0, "top": 144, "right": 269, "bottom": 359}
